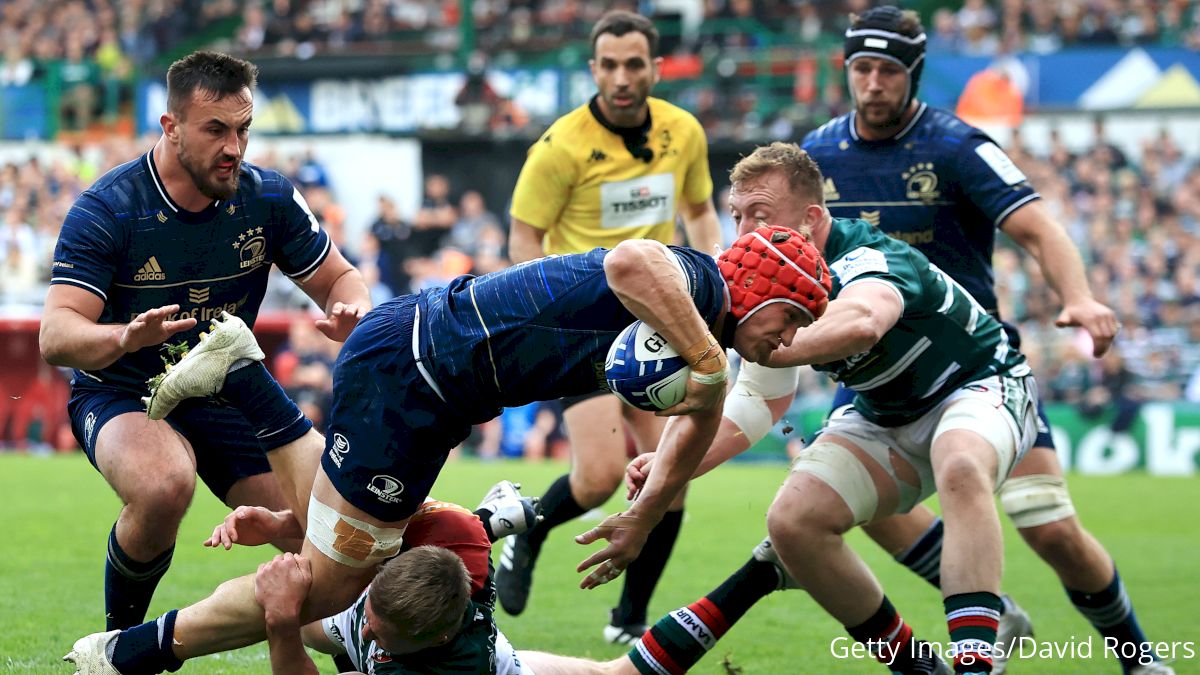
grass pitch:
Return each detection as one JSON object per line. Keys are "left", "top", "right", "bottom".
{"left": 1, "top": 453, "right": 1196, "bottom": 674}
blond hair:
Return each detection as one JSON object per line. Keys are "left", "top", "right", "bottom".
{"left": 369, "top": 545, "right": 471, "bottom": 642}
{"left": 729, "top": 142, "right": 826, "bottom": 209}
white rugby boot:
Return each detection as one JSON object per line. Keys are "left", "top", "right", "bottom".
{"left": 752, "top": 536, "right": 803, "bottom": 590}
{"left": 142, "top": 311, "right": 264, "bottom": 420}
{"left": 477, "top": 480, "right": 543, "bottom": 540}
{"left": 992, "top": 594, "right": 1035, "bottom": 675}
{"left": 63, "top": 629, "right": 121, "bottom": 675}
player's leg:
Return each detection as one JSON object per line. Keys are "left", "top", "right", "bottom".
{"left": 608, "top": 404, "right": 678, "bottom": 643}
{"left": 517, "top": 651, "right": 638, "bottom": 675}
{"left": 1001, "top": 421, "right": 1172, "bottom": 673}
{"left": 768, "top": 427, "right": 949, "bottom": 675}
{"left": 72, "top": 389, "right": 199, "bottom": 631}
{"left": 498, "top": 391, "right": 628, "bottom": 616}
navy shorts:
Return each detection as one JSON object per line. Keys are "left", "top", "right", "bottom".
{"left": 68, "top": 383, "right": 283, "bottom": 502}
{"left": 830, "top": 381, "right": 1056, "bottom": 451}
{"left": 321, "top": 296, "right": 472, "bottom": 523}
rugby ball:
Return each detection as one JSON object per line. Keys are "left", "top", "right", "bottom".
{"left": 605, "top": 321, "right": 691, "bottom": 411}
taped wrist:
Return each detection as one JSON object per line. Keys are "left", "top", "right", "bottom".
{"left": 684, "top": 332, "right": 729, "bottom": 385}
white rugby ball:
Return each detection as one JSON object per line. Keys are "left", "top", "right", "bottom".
{"left": 605, "top": 320, "right": 691, "bottom": 412}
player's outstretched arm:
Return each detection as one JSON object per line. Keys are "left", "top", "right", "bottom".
{"left": 1002, "top": 200, "right": 1120, "bottom": 356}
{"left": 205, "top": 506, "right": 305, "bottom": 550}
{"left": 255, "top": 553, "right": 321, "bottom": 675}
{"left": 768, "top": 282, "right": 901, "bottom": 368}
{"left": 40, "top": 284, "right": 198, "bottom": 370}
{"left": 295, "top": 244, "right": 371, "bottom": 342}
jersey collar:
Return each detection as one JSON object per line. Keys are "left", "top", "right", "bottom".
{"left": 848, "top": 101, "right": 928, "bottom": 144}
{"left": 588, "top": 95, "right": 655, "bottom": 163}
{"left": 144, "top": 150, "right": 222, "bottom": 218}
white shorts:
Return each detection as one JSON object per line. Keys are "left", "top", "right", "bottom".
{"left": 496, "top": 629, "right": 535, "bottom": 675}
{"left": 797, "top": 372, "right": 1038, "bottom": 523}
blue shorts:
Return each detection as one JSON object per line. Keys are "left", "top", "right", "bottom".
{"left": 830, "top": 382, "right": 1056, "bottom": 451}
{"left": 68, "top": 383, "right": 291, "bottom": 502}
{"left": 321, "top": 296, "right": 472, "bottom": 522}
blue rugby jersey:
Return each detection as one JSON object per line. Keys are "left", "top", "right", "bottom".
{"left": 415, "top": 246, "right": 727, "bottom": 421}
{"left": 51, "top": 151, "right": 330, "bottom": 392}
{"left": 802, "top": 103, "right": 1039, "bottom": 316}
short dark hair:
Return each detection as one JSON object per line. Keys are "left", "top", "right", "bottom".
{"left": 166, "top": 51, "right": 258, "bottom": 118}
{"left": 590, "top": 11, "right": 659, "bottom": 59}
{"left": 369, "top": 546, "right": 471, "bottom": 642}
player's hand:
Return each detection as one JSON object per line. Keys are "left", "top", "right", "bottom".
{"left": 315, "top": 301, "right": 366, "bottom": 342}
{"left": 625, "top": 453, "right": 656, "bottom": 500}
{"left": 658, "top": 376, "right": 726, "bottom": 417}
{"left": 1055, "top": 298, "right": 1120, "bottom": 357}
{"left": 574, "top": 511, "right": 656, "bottom": 589}
{"left": 204, "top": 506, "right": 301, "bottom": 550}
{"left": 254, "top": 553, "right": 312, "bottom": 620}
{"left": 119, "top": 305, "right": 197, "bottom": 353}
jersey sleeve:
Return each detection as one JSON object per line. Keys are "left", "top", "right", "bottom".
{"left": 681, "top": 116, "right": 713, "bottom": 205}
{"left": 669, "top": 245, "right": 726, "bottom": 326}
{"left": 509, "top": 133, "right": 579, "bottom": 232}
{"left": 828, "top": 244, "right": 926, "bottom": 316}
{"left": 954, "top": 133, "right": 1040, "bottom": 229}
{"left": 321, "top": 601, "right": 357, "bottom": 656}
{"left": 269, "top": 174, "right": 332, "bottom": 281}
{"left": 50, "top": 192, "right": 120, "bottom": 301}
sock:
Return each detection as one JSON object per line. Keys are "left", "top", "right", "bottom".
{"left": 945, "top": 591, "right": 1002, "bottom": 674}
{"left": 625, "top": 557, "right": 778, "bottom": 675}
{"left": 846, "top": 596, "right": 920, "bottom": 671}
{"left": 110, "top": 609, "right": 184, "bottom": 674}
{"left": 895, "top": 517, "right": 943, "bottom": 589}
{"left": 105, "top": 525, "right": 174, "bottom": 631}
{"left": 1066, "top": 569, "right": 1159, "bottom": 670}
{"left": 217, "top": 361, "right": 311, "bottom": 444}
{"left": 474, "top": 507, "right": 498, "bottom": 543}
{"left": 614, "top": 509, "right": 684, "bottom": 626}
{"left": 525, "top": 474, "right": 586, "bottom": 553}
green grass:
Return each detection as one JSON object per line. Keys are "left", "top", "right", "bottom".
{"left": 2, "top": 453, "right": 1197, "bottom": 673}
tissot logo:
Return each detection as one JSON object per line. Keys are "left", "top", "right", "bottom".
{"left": 368, "top": 475, "right": 404, "bottom": 504}
{"left": 134, "top": 256, "right": 166, "bottom": 281}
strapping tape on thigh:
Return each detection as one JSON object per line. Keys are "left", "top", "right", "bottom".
{"left": 790, "top": 441, "right": 878, "bottom": 525}
{"left": 307, "top": 495, "right": 406, "bottom": 568}
{"left": 998, "top": 474, "right": 1075, "bottom": 529}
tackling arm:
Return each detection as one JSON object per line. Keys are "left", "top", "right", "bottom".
{"left": 768, "top": 281, "right": 902, "bottom": 368}
{"left": 1001, "top": 200, "right": 1119, "bottom": 357}
{"left": 295, "top": 244, "right": 371, "bottom": 342}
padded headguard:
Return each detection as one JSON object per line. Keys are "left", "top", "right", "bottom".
{"left": 718, "top": 225, "right": 831, "bottom": 325}
{"left": 844, "top": 6, "right": 927, "bottom": 109}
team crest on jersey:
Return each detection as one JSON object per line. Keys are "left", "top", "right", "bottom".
{"left": 156, "top": 211, "right": 167, "bottom": 223}
{"left": 234, "top": 227, "right": 267, "bottom": 269}
{"left": 903, "top": 163, "right": 940, "bottom": 202}
{"left": 368, "top": 475, "right": 404, "bottom": 504}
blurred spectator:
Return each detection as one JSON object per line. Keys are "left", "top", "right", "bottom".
{"left": 273, "top": 317, "right": 338, "bottom": 430}
{"left": 56, "top": 37, "right": 99, "bottom": 131}
{"left": 447, "top": 190, "right": 502, "bottom": 257}
{"left": 294, "top": 148, "right": 330, "bottom": 190}
{"left": 410, "top": 173, "right": 457, "bottom": 258}
{"left": 455, "top": 52, "right": 501, "bottom": 135}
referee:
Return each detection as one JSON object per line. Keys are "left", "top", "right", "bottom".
{"left": 499, "top": 10, "right": 722, "bottom": 645}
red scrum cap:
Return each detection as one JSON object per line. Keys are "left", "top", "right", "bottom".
{"left": 717, "top": 225, "right": 831, "bottom": 324}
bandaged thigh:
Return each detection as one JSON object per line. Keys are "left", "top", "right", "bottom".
{"left": 790, "top": 441, "right": 879, "bottom": 525}
{"left": 307, "top": 494, "right": 407, "bottom": 568}
{"left": 997, "top": 474, "right": 1076, "bottom": 529}
{"left": 933, "top": 398, "right": 1021, "bottom": 487}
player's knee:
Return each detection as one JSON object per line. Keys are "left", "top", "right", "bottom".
{"left": 934, "top": 450, "right": 993, "bottom": 497}
{"left": 130, "top": 470, "right": 195, "bottom": 521}
{"left": 999, "top": 474, "right": 1076, "bottom": 530}
{"left": 570, "top": 465, "right": 624, "bottom": 508}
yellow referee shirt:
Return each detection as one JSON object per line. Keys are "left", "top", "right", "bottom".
{"left": 510, "top": 97, "right": 713, "bottom": 255}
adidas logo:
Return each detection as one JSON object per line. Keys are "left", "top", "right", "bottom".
{"left": 134, "top": 256, "right": 166, "bottom": 282}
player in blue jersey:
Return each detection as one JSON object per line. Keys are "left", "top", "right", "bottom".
{"left": 65, "top": 229, "right": 832, "bottom": 674}
{"left": 800, "top": 8, "right": 1171, "bottom": 674}
{"left": 40, "top": 51, "right": 369, "bottom": 633}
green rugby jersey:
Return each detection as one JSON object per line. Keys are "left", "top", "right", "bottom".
{"left": 815, "top": 217, "right": 1029, "bottom": 426}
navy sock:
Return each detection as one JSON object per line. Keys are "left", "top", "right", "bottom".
{"left": 218, "top": 361, "right": 311, "bottom": 447}
{"left": 895, "top": 517, "right": 943, "bottom": 589}
{"left": 526, "top": 474, "right": 586, "bottom": 553}
{"left": 1066, "top": 569, "right": 1159, "bottom": 671}
{"left": 615, "top": 509, "right": 684, "bottom": 626}
{"left": 105, "top": 525, "right": 173, "bottom": 631}
{"left": 111, "top": 609, "right": 183, "bottom": 674}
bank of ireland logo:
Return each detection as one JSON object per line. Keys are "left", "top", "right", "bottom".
{"left": 368, "top": 475, "right": 404, "bottom": 504}
{"left": 233, "top": 227, "right": 266, "bottom": 269}
{"left": 329, "top": 433, "right": 349, "bottom": 469}
{"left": 903, "top": 162, "right": 940, "bottom": 202}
